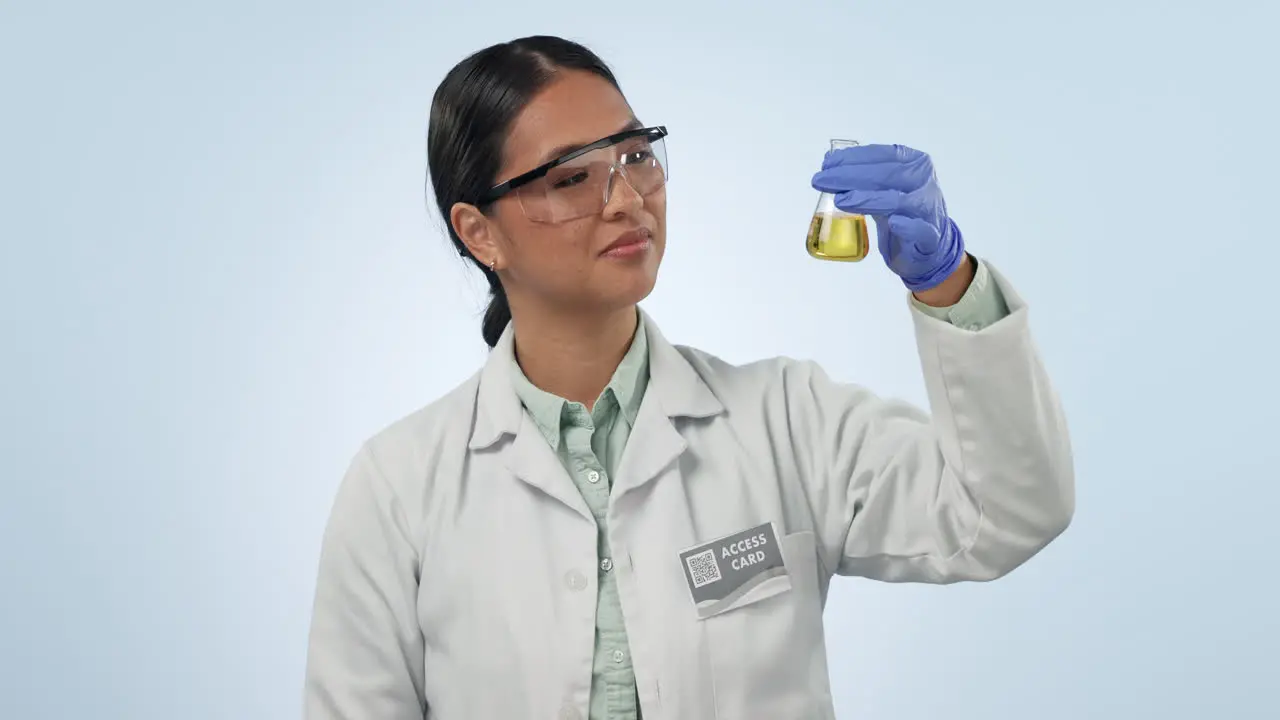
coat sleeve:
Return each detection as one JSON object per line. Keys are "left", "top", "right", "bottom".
{"left": 780, "top": 264, "right": 1075, "bottom": 583}
{"left": 303, "top": 444, "right": 426, "bottom": 719}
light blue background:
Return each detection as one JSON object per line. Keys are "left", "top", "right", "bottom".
{"left": 3, "top": 1, "right": 1277, "bottom": 718}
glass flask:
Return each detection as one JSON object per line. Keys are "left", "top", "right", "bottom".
{"left": 806, "top": 138, "right": 872, "bottom": 262}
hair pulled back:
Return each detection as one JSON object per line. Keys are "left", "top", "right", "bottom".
{"left": 426, "top": 36, "right": 622, "bottom": 347}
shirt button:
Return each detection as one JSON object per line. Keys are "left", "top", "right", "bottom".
{"left": 612, "top": 649, "right": 625, "bottom": 663}
{"left": 564, "top": 570, "right": 587, "bottom": 591}
{"left": 600, "top": 558, "right": 613, "bottom": 572}
{"left": 586, "top": 470, "right": 601, "bottom": 484}
{"left": 559, "top": 706, "right": 580, "bottom": 720}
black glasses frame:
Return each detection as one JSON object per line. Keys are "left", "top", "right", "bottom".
{"left": 478, "top": 125, "right": 668, "bottom": 206}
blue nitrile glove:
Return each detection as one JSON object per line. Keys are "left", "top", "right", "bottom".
{"left": 811, "top": 144, "right": 966, "bottom": 292}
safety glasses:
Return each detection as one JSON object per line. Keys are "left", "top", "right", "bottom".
{"left": 479, "top": 125, "right": 668, "bottom": 223}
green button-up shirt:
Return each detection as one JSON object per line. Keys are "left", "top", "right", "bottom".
{"left": 510, "top": 319, "right": 651, "bottom": 720}
{"left": 509, "top": 258, "right": 1008, "bottom": 719}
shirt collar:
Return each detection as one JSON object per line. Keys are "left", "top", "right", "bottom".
{"left": 507, "top": 314, "right": 651, "bottom": 449}
{"left": 468, "top": 307, "right": 722, "bottom": 450}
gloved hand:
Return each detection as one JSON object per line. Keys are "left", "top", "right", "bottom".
{"left": 811, "top": 144, "right": 966, "bottom": 292}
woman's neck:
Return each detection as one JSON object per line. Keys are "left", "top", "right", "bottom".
{"left": 510, "top": 305, "right": 639, "bottom": 409}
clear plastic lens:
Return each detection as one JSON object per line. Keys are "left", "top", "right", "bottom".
{"left": 516, "top": 136, "right": 667, "bottom": 223}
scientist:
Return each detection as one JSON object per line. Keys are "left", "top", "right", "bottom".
{"left": 303, "top": 34, "right": 1075, "bottom": 720}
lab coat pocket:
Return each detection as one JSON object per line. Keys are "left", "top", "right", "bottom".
{"left": 696, "top": 570, "right": 793, "bottom": 619}
{"left": 703, "top": 530, "right": 834, "bottom": 720}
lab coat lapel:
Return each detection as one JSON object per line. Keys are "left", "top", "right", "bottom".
{"left": 468, "top": 322, "right": 594, "bottom": 522}
{"left": 506, "top": 415, "right": 594, "bottom": 522}
{"left": 614, "top": 391, "right": 688, "bottom": 501}
{"left": 612, "top": 311, "right": 724, "bottom": 500}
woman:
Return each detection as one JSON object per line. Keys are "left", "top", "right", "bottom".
{"left": 304, "top": 35, "right": 1074, "bottom": 720}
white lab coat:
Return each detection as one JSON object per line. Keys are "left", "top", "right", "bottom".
{"left": 303, "top": 263, "right": 1074, "bottom": 720}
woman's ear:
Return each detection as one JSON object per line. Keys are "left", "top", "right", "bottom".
{"left": 450, "top": 202, "right": 504, "bottom": 269}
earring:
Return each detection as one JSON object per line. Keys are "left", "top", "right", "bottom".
{"left": 488, "top": 257, "right": 497, "bottom": 271}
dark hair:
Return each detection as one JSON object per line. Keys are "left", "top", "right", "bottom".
{"left": 426, "top": 36, "right": 622, "bottom": 348}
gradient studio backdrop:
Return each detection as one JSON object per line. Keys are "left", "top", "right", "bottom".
{"left": 2, "top": 1, "right": 1277, "bottom": 718}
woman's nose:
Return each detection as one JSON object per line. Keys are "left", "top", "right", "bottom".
{"left": 602, "top": 165, "right": 644, "bottom": 214}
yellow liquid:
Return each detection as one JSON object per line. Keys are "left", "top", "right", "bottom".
{"left": 806, "top": 212, "right": 870, "bottom": 262}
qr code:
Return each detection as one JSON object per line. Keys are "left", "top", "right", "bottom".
{"left": 685, "top": 549, "right": 722, "bottom": 588}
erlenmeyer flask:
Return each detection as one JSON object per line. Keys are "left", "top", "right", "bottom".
{"left": 806, "top": 139, "right": 872, "bottom": 262}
